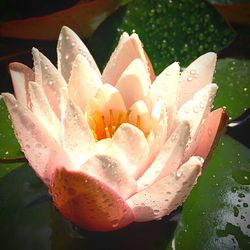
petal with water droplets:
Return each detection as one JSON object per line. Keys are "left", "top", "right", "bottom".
{"left": 32, "top": 48, "right": 67, "bottom": 118}
{"left": 178, "top": 52, "right": 217, "bottom": 108}
{"left": 68, "top": 54, "right": 102, "bottom": 111}
{"left": 194, "top": 108, "right": 228, "bottom": 162}
{"left": 177, "top": 84, "right": 218, "bottom": 162}
{"left": 2, "top": 93, "right": 73, "bottom": 186}
{"left": 112, "top": 123, "right": 150, "bottom": 179}
{"left": 151, "top": 62, "right": 180, "bottom": 131}
{"left": 80, "top": 154, "right": 137, "bottom": 199}
{"left": 116, "top": 58, "right": 151, "bottom": 109}
{"left": 126, "top": 156, "right": 202, "bottom": 222}
{"left": 50, "top": 168, "right": 134, "bottom": 232}
{"left": 9, "top": 62, "right": 34, "bottom": 107}
{"left": 137, "top": 121, "right": 190, "bottom": 190}
{"left": 57, "top": 26, "right": 100, "bottom": 82}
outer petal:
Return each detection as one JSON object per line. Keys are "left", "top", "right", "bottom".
{"left": 176, "top": 84, "right": 218, "bottom": 161}
{"left": 137, "top": 121, "right": 190, "bottom": 190}
{"left": 178, "top": 52, "right": 217, "bottom": 108}
{"left": 61, "top": 98, "right": 96, "bottom": 167}
{"left": 112, "top": 123, "right": 150, "bottom": 179}
{"left": 80, "top": 155, "right": 137, "bottom": 199}
{"left": 28, "top": 81, "right": 61, "bottom": 142}
{"left": 116, "top": 58, "right": 151, "bottom": 109}
{"left": 32, "top": 48, "right": 67, "bottom": 118}
{"left": 194, "top": 108, "right": 228, "bottom": 162}
{"left": 130, "top": 33, "right": 155, "bottom": 82}
{"left": 126, "top": 156, "right": 203, "bottom": 222}
{"left": 68, "top": 54, "right": 102, "bottom": 111}
{"left": 102, "top": 32, "right": 154, "bottom": 85}
{"left": 57, "top": 26, "right": 101, "bottom": 82}
{"left": 9, "top": 62, "right": 34, "bottom": 107}
{"left": 2, "top": 93, "right": 73, "bottom": 186}
{"left": 50, "top": 168, "right": 134, "bottom": 232}
{"left": 151, "top": 62, "right": 180, "bottom": 131}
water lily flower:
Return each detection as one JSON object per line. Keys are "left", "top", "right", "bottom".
{"left": 2, "top": 26, "right": 227, "bottom": 232}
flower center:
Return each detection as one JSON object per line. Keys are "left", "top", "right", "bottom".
{"left": 87, "top": 109, "right": 143, "bottom": 141}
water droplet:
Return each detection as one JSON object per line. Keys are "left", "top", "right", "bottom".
{"left": 111, "top": 219, "right": 119, "bottom": 228}
{"left": 187, "top": 76, "right": 192, "bottom": 81}
{"left": 208, "top": 128, "right": 212, "bottom": 136}
{"left": 71, "top": 42, "right": 75, "bottom": 47}
{"left": 171, "top": 134, "right": 177, "bottom": 141}
{"left": 176, "top": 169, "right": 183, "bottom": 178}
{"left": 65, "top": 54, "right": 69, "bottom": 60}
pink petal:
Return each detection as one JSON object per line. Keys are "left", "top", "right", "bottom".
{"left": 137, "top": 121, "right": 190, "bottom": 190}
{"left": 112, "top": 123, "right": 150, "bottom": 179}
{"left": 178, "top": 52, "right": 217, "bottom": 108}
{"left": 80, "top": 155, "right": 137, "bottom": 199}
{"left": 130, "top": 33, "right": 155, "bottom": 82}
{"left": 151, "top": 62, "right": 180, "bottom": 131}
{"left": 176, "top": 84, "right": 218, "bottom": 162}
{"left": 32, "top": 48, "right": 67, "bottom": 118}
{"left": 57, "top": 26, "right": 101, "bottom": 82}
{"left": 116, "top": 58, "right": 151, "bottom": 109}
{"left": 61, "top": 99, "right": 96, "bottom": 167}
{"left": 128, "top": 101, "right": 152, "bottom": 134}
{"left": 126, "top": 156, "right": 202, "bottom": 222}
{"left": 9, "top": 62, "right": 34, "bottom": 107}
{"left": 102, "top": 32, "right": 153, "bottom": 85}
{"left": 68, "top": 54, "right": 102, "bottom": 111}
{"left": 2, "top": 93, "right": 73, "bottom": 186}
{"left": 50, "top": 168, "right": 134, "bottom": 232}
{"left": 148, "top": 104, "right": 168, "bottom": 159}
{"left": 194, "top": 108, "right": 228, "bottom": 163}
{"left": 28, "top": 81, "right": 61, "bottom": 142}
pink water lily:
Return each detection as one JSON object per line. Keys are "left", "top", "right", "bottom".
{"left": 2, "top": 26, "right": 227, "bottom": 232}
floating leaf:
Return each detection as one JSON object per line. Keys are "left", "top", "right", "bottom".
{"left": 214, "top": 58, "right": 250, "bottom": 119}
{"left": 167, "top": 136, "right": 250, "bottom": 250}
{"left": 0, "top": 98, "right": 24, "bottom": 162}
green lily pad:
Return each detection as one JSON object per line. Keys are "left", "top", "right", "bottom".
{"left": 88, "top": 0, "right": 235, "bottom": 74}
{"left": 0, "top": 98, "right": 24, "bottom": 162}
{"left": 167, "top": 136, "right": 250, "bottom": 250}
{"left": 208, "top": 0, "right": 250, "bottom": 4}
{"left": 214, "top": 58, "right": 250, "bottom": 119}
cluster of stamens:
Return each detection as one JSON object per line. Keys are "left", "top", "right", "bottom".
{"left": 87, "top": 109, "right": 142, "bottom": 141}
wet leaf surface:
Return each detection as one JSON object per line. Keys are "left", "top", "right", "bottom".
{"left": 0, "top": 98, "right": 23, "bottom": 161}
{"left": 88, "top": 0, "right": 235, "bottom": 74}
{"left": 167, "top": 136, "right": 250, "bottom": 250}
{"left": 214, "top": 58, "right": 250, "bottom": 119}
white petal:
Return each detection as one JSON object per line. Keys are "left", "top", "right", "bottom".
{"left": 137, "top": 121, "right": 190, "bottom": 190}
{"left": 151, "top": 62, "right": 180, "bottom": 130}
{"left": 2, "top": 93, "right": 73, "bottom": 186}
{"left": 112, "top": 123, "right": 150, "bottom": 179}
{"left": 176, "top": 84, "right": 218, "bottom": 161}
{"left": 126, "top": 156, "right": 203, "bottom": 222}
{"left": 57, "top": 26, "right": 100, "bottom": 82}
{"left": 116, "top": 58, "right": 151, "bottom": 109}
{"left": 80, "top": 155, "right": 137, "bottom": 200}
{"left": 9, "top": 62, "right": 34, "bottom": 107}
{"left": 32, "top": 48, "right": 67, "bottom": 118}
{"left": 28, "top": 81, "right": 61, "bottom": 142}
{"left": 62, "top": 99, "right": 96, "bottom": 167}
{"left": 128, "top": 101, "right": 151, "bottom": 134}
{"left": 102, "top": 32, "right": 153, "bottom": 85}
{"left": 68, "top": 54, "right": 102, "bottom": 111}
{"left": 178, "top": 52, "right": 217, "bottom": 108}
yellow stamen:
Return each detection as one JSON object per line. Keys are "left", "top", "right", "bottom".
{"left": 136, "top": 115, "right": 141, "bottom": 129}
{"left": 105, "top": 127, "right": 111, "bottom": 138}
